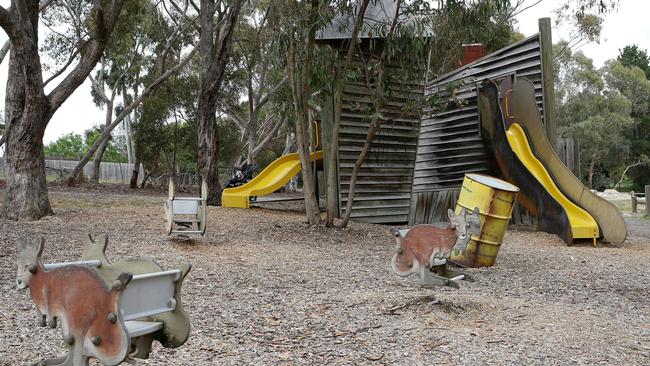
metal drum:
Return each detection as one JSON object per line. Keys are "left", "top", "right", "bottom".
{"left": 451, "top": 173, "right": 519, "bottom": 267}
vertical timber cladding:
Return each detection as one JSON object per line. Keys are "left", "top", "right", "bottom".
{"left": 410, "top": 34, "right": 545, "bottom": 225}
{"left": 338, "top": 77, "right": 422, "bottom": 224}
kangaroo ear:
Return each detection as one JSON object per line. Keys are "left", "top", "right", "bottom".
{"left": 34, "top": 237, "right": 45, "bottom": 260}
{"left": 447, "top": 209, "right": 455, "bottom": 222}
{"left": 473, "top": 207, "right": 480, "bottom": 217}
{"left": 17, "top": 237, "right": 29, "bottom": 252}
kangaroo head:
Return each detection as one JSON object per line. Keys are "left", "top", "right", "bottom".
{"left": 448, "top": 207, "right": 482, "bottom": 240}
{"left": 16, "top": 237, "right": 45, "bottom": 290}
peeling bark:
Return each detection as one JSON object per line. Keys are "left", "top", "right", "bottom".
{"left": 197, "top": 0, "right": 243, "bottom": 205}
{"left": 0, "top": 0, "right": 127, "bottom": 220}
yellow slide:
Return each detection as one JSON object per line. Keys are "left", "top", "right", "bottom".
{"left": 506, "top": 123, "right": 599, "bottom": 242}
{"left": 222, "top": 151, "right": 323, "bottom": 208}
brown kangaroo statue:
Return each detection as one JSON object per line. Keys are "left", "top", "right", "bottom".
{"left": 17, "top": 237, "right": 132, "bottom": 366}
{"left": 391, "top": 207, "right": 481, "bottom": 287}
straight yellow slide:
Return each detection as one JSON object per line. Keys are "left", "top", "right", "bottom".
{"left": 222, "top": 151, "right": 323, "bottom": 208}
{"left": 506, "top": 123, "right": 599, "bottom": 241}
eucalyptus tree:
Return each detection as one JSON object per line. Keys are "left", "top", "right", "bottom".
{"left": 64, "top": 0, "right": 199, "bottom": 185}
{"left": 0, "top": 0, "right": 54, "bottom": 65}
{"left": 274, "top": 0, "right": 326, "bottom": 225}
{"left": 0, "top": 0, "right": 128, "bottom": 220}
{"left": 225, "top": 2, "right": 289, "bottom": 167}
{"left": 324, "top": 0, "right": 370, "bottom": 227}
{"left": 197, "top": 0, "right": 244, "bottom": 205}
{"left": 555, "top": 49, "right": 638, "bottom": 189}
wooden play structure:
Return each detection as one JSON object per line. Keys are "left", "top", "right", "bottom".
{"left": 17, "top": 234, "right": 191, "bottom": 365}
{"left": 164, "top": 178, "right": 207, "bottom": 236}
{"left": 317, "top": 10, "right": 627, "bottom": 245}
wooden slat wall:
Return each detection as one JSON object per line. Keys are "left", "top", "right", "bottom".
{"left": 338, "top": 81, "right": 421, "bottom": 224}
{"left": 409, "top": 34, "right": 546, "bottom": 225}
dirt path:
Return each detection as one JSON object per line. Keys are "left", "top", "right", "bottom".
{"left": 0, "top": 189, "right": 648, "bottom": 365}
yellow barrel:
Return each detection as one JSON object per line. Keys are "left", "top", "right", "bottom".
{"left": 451, "top": 173, "right": 519, "bottom": 268}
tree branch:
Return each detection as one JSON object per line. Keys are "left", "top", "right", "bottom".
{"left": 257, "top": 76, "right": 288, "bottom": 111}
{"left": 46, "top": 0, "right": 127, "bottom": 119}
{"left": 0, "top": 6, "right": 14, "bottom": 35}
{"left": 251, "top": 117, "right": 287, "bottom": 157}
{"left": 65, "top": 46, "right": 198, "bottom": 184}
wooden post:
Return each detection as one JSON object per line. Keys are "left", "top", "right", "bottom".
{"left": 645, "top": 184, "right": 650, "bottom": 216}
{"left": 539, "top": 17, "right": 557, "bottom": 150}
{"left": 631, "top": 191, "right": 637, "bottom": 213}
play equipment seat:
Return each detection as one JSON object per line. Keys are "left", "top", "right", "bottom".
{"left": 164, "top": 178, "right": 207, "bottom": 235}
{"left": 19, "top": 235, "right": 191, "bottom": 365}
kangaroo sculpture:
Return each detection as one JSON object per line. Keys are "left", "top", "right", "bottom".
{"left": 17, "top": 237, "right": 132, "bottom": 366}
{"left": 391, "top": 207, "right": 481, "bottom": 287}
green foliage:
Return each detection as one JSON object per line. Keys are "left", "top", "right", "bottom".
{"left": 616, "top": 45, "right": 650, "bottom": 190}
{"left": 554, "top": 46, "right": 647, "bottom": 189}
{"left": 44, "top": 132, "right": 127, "bottom": 163}
{"left": 44, "top": 133, "right": 85, "bottom": 159}
{"left": 618, "top": 45, "right": 650, "bottom": 79}
{"left": 132, "top": 72, "right": 200, "bottom": 175}
{"left": 554, "top": 0, "right": 617, "bottom": 42}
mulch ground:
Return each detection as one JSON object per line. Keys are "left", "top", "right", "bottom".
{"left": 0, "top": 186, "right": 648, "bottom": 365}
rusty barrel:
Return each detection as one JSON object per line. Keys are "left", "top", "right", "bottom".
{"left": 451, "top": 173, "right": 519, "bottom": 267}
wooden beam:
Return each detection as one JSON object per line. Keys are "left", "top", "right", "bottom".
{"left": 539, "top": 17, "right": 557, "bottom": 149}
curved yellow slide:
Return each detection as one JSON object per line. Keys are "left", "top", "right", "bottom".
{"left": 506, "top": 123, "right": 599, "bottom": 241}
{"left": 222, "top": 151, "right": 323, "bottom": 208}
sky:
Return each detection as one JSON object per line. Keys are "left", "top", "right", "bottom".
{"left": 0, "top": 0, "right": 649, "bottom": 148}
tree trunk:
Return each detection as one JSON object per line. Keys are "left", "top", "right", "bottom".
{"left": 3, "top": 117, "right": 53, "bottom": 220}
{"left": 341, "top": 120, "right": 380, "bottom": 227}
{"left": 2, "top": 3, "right": 52, "bottom": 220}
{"left": 325, "top": 0, "right": 371, "bottom": 227}
{"left": 285, "top": 2, "right": 320, "bottom": 225}
{"left": 90, "top": 138, "right": 109, "bottom": 183}
{"left": 130, "top": 157, "right": 140, "bottom": 188}
{"left": 90, "top": 100, "right": 114, "bottom": 183}
{"left": 197, "top": 90, "right": 222, "bottom": 205}
{"left": 140, "top": 168, "right": 150, "bottom": 188}
{"left": 197, "top": 0, "right": 243, "bottom": 205}
{"left": 283, "top": 132, "right": 297, "bottom": 192}
{"left": 0, "top": 0, "right": 127, "bottom": 220}
{"left": 325, "top": 91, "right": 343, "bottom": 226}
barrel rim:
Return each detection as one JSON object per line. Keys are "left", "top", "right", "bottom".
{"left": 465, "top": 173, "right": 520, "bottom": 192}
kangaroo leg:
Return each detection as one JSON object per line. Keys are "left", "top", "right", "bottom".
{"left": 32, "top": 350, "right": 74, "bottom": 365}
{"left": 36, "top": 308, "right": 46, "bottom": 327}
{"left": 72, "top": 341, "right": 89, "bottom": 366}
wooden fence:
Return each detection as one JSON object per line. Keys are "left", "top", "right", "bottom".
{"left": 0, "top": 157, "right": 145, "bottom": 184}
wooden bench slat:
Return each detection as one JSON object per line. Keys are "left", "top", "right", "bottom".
{"left": 125, "top": 320, "right": 164, "bottom": 338}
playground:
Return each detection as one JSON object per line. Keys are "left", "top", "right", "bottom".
{"left": 2, "top": 1, "right": 650, "bottom": 365}
{"left": 1, "top": 186, "right": 648, "bottom": 365}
